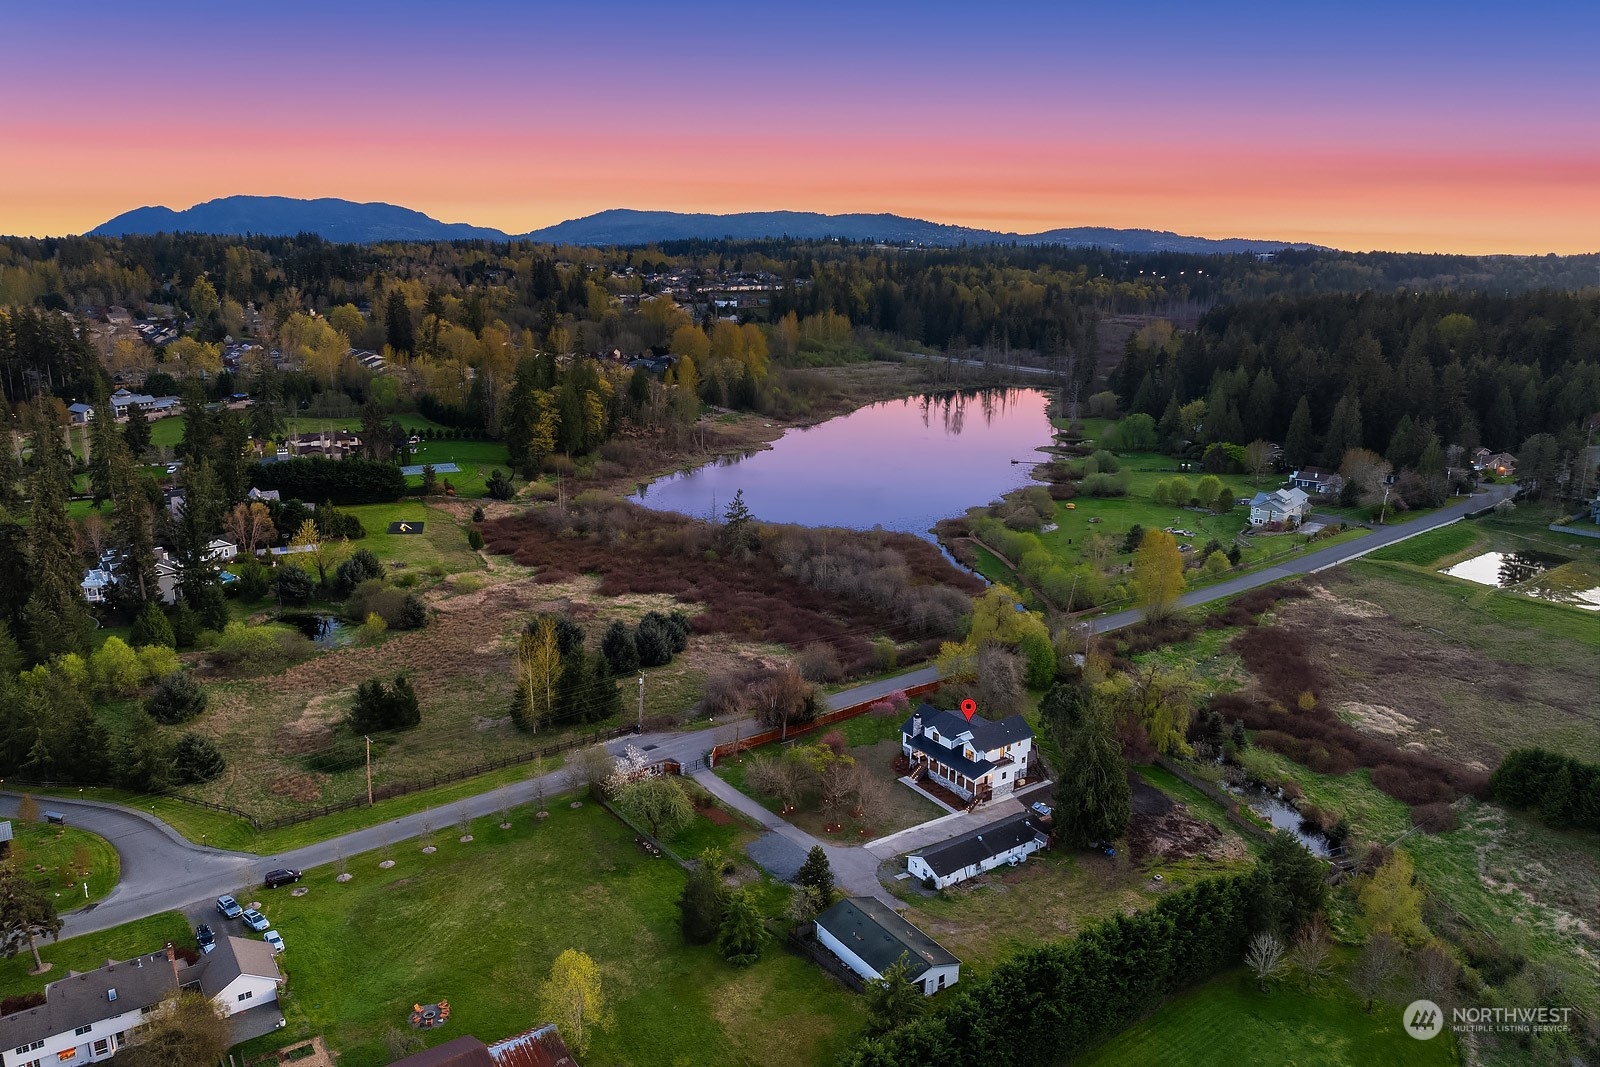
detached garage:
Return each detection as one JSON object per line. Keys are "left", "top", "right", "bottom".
{"left": 814, "top": 897, "right": 960, "bottom": 996}
{"left": 907, "top": 810, "right": 1049, "bottom": 890}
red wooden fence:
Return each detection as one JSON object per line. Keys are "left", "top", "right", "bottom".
{"left": 708, "top": 680, "right": 941, "bottom": 764}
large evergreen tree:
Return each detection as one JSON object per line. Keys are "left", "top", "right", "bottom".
{"left": 21, "top": 400, "right": 92, "bottom": 662}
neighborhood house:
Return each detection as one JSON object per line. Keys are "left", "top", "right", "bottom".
{"left": 901, "top": 704, "right": 1034, "bottom": 803}
{"left": 814, "top": 897, "right": 961, "bottom": 995}
{"left": 0, "top": 936, "right": 283, "bottom": 1067}
{"left": 1288, "top": 467, "right": 1344, "bottom": 497}
{"left": 907, "top": 810, "right": 1050, "bottom": 890}
{"left": 1248, "top": 486, "right": 1311, "bottom": 527}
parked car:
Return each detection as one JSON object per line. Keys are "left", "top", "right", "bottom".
{"left": 215, "top": 895, "right": 243, "bottom": 919}
{"left": 1030, "top": 802, "right": 1053, "bottom": 818}
{"left": 264, "top": 868, "right": 302, "bottom": 889}
{"left": 195, "top": 924, "right": 216, "bottom": 953}
{"left": 263, "top": 930, "right": 285, "bottom": 953}
{"left": 241, "top": 908, "right": 270, "bottom": 932}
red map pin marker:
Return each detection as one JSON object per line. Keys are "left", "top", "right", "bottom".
{"left": 960, "top": 699, "right": 977, "bottom": 722}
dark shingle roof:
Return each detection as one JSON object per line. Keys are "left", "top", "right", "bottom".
{"left": 816, "top": 897, "right": 959, "bottom": 979}
{"left": 902, "top": 704, "right": 1032, "bottom": 753}
{"left": 389, "top": 1036, "right": 495, "bottom": 1067}
{"left": 0, "top": 950, "right": 188, "bottom": 1046}
{"left": 902, "top": 730, "right": 988, "bottom": 779}
{"left": 913, "top": 810, "right": 1048, "bottom": 878}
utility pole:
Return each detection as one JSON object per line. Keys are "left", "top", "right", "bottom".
{"left": 364, "top": 735, "right": 374, "bottom": 806}
{"left": 636, "top": 673, "right": 644, "bottom": 734}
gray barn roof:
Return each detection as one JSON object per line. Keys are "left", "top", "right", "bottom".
{"left": 912, "top": 810, "right": 1048, "bottom": 878}
{"left": 815, "top": 897, "right": 959, "bottom": 979}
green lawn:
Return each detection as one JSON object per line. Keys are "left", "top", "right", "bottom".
{"left": 5, "top": 821, "right": 121, "bottom": 910}
{"left": 0, "top": 912, "right": 192, "bottom": 998}
{"left": 403, "top": 439, "right": 512, "bottom": 499}
{"left": 1367, "top": 523, "right": 1484, "bottom": 567}
{"left": 344, "top": 502, "right": 483, "bottom": 575}
{"left": 1074, "top": 966, "right": 1458, "bottom": 1067}
{"left": 228, "top": 799, "right": 864, "bottom": 1066}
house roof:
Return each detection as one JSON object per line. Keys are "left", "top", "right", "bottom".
{"left": 912, "top": 811, "right": 1048, "bottom": 878}
{"left": 0, "top": 950, "right": 193, "bottom": 1046}
{"left": 902, "top": 704, "right": 1032, "bottom": 752}
{"left": 488, "top": 1024, "right": 580, "bottom": 1067}
{"left": 902, "top": 730, "right": 988, "bottom": 779}
{"left": 388, "top": 1036, "right": 496, "bottom": 1067}
{"left": 1249, "top": 487, "right": 1309, "bottom": 513}
{"left": 198, "top": 935, "right": 282, "bottom": 998}
{"left": 1292, "top": 467, "right": 1338, "bottom": 482}
{"left": 815, "top": 897, "right": 959, "bottom": 979}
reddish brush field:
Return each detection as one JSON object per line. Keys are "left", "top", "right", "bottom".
{"left": 482, "top": 500, "right": 980, "bottom": 672}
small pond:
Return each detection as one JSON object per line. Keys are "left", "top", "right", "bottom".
{"left": 279, "top": 613, "right": 355, "bottom": 648}
{"left": 1441, "top": 550, "right": 1600, "bottom": 609}
{"left": 1226, "top": 784, "right": 1332, "bottom": 856}
{"left": 632, "top": 388, "right": 1056, "bottom": 541}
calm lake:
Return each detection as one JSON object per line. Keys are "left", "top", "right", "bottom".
{"left": 1442, "top": 550, "right": 1600, "bottom": 610}
{"left": 634, "top": 388, "right": 1055, "bottom": 539}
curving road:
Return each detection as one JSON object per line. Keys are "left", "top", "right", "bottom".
{"left": 8, "top": 489, "right": 1511, "bottom": 938}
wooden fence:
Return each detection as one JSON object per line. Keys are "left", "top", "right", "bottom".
{"left": 708, "top": 680, "right": 941, "bottom": 765}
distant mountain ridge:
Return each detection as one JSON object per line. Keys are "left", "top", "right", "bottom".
{"left": 88, "top": 195, "right": 1321, "bottom": 253}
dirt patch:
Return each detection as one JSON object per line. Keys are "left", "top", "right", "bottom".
{"left": 1128, "top": 805, "right": 1247, "bottom": 863}
{"left": 267, "top": 773, "right": 322, "bottom": 801}
{"left": 699, "top": 806, "right": 734, "bottom": 826}
{"left": 272, "top": 692, "right": 350, "bottom": 755}
{"left": 1129, "top": 772, "right": 1175, "bottom": 817}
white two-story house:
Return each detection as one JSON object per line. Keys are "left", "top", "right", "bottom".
{"left": 901, "top": 703, "right": 1033, "bottom": 803}
{"left": 0, "top": 937, "right": 282, "bottom": 1067}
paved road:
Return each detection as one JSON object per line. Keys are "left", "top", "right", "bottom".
{"left": 8, "top": 668, "right": 947, "bottom": 938}
{"left": 0, "top": 794, "right": 259, "bottom": 937}
{"left": 1089, "top": 486, "right": 1514, "bottom": 632}
{"left": 18, "top": 490, "right": 1510, "bottom": 937}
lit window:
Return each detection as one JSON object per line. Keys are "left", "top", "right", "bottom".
{"left": 58, "top": 1051, "right": 77, "bottom": 1063}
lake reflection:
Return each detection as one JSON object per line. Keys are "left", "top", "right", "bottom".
{"left": 634, "top": 389, "right": 1054, "bottom": 539}
{"left": 1442, "top": 550, "right": 1559, "bottom": 588}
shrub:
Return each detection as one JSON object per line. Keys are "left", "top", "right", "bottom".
{"left": 207, "top": 622, "right": 314, "bottom": 673}
{"left": 349, "top": 674, "right": 421, "bottom": 732}
{"left": 797, "top": 642, "right": 843, "bottom": 683}
{"left": 395, "top": 593, "right": 428, "bottom": 630}
{"left": 276, "top": 566, "right": 314, "bottom": 605}
{"left": 136, "top": 644, "right": 180, "bottom": 680}
{"left": 600, "top": 620, "right": 639, "bottom": 674}
{"left": 173, "top": 733, "right": 225, "bottom": 783}
{"left": 467, "top": 529, "right": 484, "bottom": 550}
{"left": 146, "top": 671, "right": 208, "bottom": 724}
{"left": 90, "top": 636, "right": 146, "bottom": 696}
{"left": 130, "top": 601, "right": 176, "bottom": 648}
{"left": 333, "top": 549, "right": 386, "bottom": 597}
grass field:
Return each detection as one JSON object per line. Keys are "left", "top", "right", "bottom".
{"left": 402, "top": 439, "right": 512, "bottom": 499}
{"left": 343, "top": 502, "right": 483, "bottom": 575}
{"left": 1236, "top": 750, "right": 1600, "bottom": 1052}
{"left": 4, "top": 820, "right": 121, "bottom": 910}
{"left": 1074, "top": 966, "right": 1458, "bottom": 1067}
{"left": 221, "top": 799, "right": 865, "bottom": 1067}
{"left": 715, "top": 733, "right": 945, "bottom": 840}
{"left": 1366, "top": 522, "right": 1483, "bottom": 566}
{"left": 0, "top": 912, "right": 191, "bottom": 998}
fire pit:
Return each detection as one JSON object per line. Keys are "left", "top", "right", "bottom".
{"left": 408, "top": 999, "right": 451, "bottom": 1029}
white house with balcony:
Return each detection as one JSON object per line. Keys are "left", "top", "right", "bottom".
{"left": 901, "top": 703, "right": 1033, "bottom": 803}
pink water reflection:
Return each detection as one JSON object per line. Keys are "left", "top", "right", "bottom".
{"left": 634, "top": 389, "right": 1054, "bottom": 539}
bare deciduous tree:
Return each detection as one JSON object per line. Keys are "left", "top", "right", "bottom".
{"left": 1288, "top": 914, "right": 1332, "bottom": 987}
{"left": 1245, "top": 931, "right": 1287, "bottom": 992}
{"left": 1349, "top": 932, "right": 1401, "bottom": 1013}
